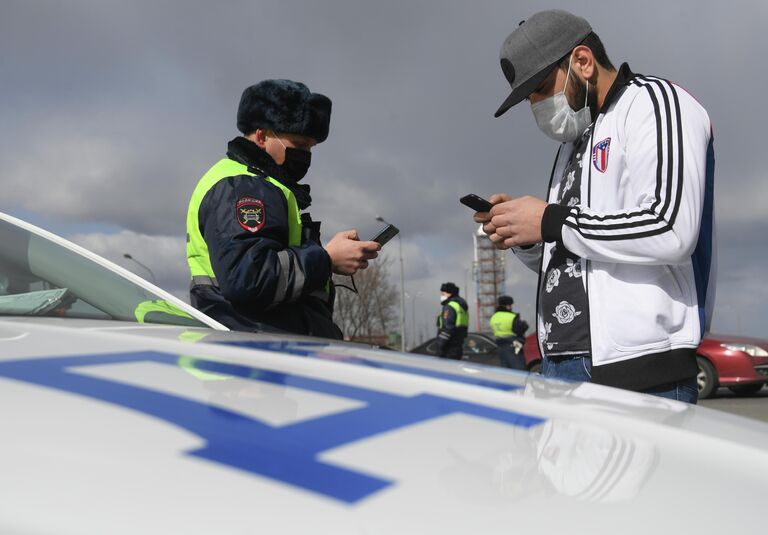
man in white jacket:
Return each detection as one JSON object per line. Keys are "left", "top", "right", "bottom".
{"left": 476, "top": 10, "right": 715, "bottom": 403}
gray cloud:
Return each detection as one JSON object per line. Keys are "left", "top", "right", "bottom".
{"left": 2, "top": 0, "right": 767, "bottom": 342}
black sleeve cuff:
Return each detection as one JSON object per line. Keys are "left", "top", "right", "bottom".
{"left": 541, "top": 204, "right": 571, "bottom": 243}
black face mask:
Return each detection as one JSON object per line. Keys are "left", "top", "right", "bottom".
{"left": 277, "top": 147, "right": 312, "bottom": 182}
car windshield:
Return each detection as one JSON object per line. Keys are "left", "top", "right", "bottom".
{"left": 0, "top": 218, "right": 207, "bottom": 327}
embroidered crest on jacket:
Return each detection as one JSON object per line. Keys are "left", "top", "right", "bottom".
{"left": 592, "top": 137, "right": 611, "bottom": 173}
{"left": 236, "top": 197, "right": 266, "bottom": 232}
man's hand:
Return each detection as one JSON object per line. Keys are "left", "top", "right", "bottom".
{"left": 488, "top": 195, "right": 548, "bottom": 248}
{"left": 325, "top": 230, "right": 381, "bottom": 275}
{"left": 473, "top": 194, "right": 512, "bottom": 248}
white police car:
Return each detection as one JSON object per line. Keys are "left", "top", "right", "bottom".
{"left": 1, "top": 211, "right": 767, "bottom": 534}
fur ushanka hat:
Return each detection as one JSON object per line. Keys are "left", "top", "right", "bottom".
{"left": 236, "top": 79, "right": 332, "bottom": 143}
{"left": 441, "top": 282, "right": 460, "bottom": 295}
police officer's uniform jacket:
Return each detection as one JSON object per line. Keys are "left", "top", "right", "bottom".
{"left": 513, "top": 64, "right": 716, "bottom": 390}
{"left": 435, "top": 296, "right": 469, "bottom": 357}
{"left": 489, "top": 308, "right": 528, "bottom": 343}
{"left": 186, "top": 137, "right": 341, "bottom": 338}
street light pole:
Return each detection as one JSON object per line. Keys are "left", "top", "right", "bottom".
{"left": 123, "top": 253, "right": 156, "bottom": 284}
{"left": 376, "top": 215, "right": 405, "bottom": 351}
{"left": 405, "top": 290, "right": 422, "bottom": 349}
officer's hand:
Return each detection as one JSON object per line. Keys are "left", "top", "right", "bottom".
{"left": 474, "top": 194, "right": 512, "bottom": 243}
{"left": 325, "top": 230, "right": 381, "bottom": 275}
{"left": 489, "top": 196, "right": 547, "bottom": 248}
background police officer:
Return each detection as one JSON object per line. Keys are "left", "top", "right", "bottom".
{"left": 489, "top": 295, "right": 529, "bottom": 370}
{"left": 435, "top": 282, "right": 469, "bottom": 359}
{"left": 186, "top": 79, "right": 380, "bottom": 339}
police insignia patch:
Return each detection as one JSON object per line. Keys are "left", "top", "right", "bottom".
{"left": 236, "top": 197, "right": 265, "bottom": 232}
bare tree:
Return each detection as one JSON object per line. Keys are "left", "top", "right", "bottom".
{"left": 333, "top": 254, "right": 398, "bottom": 345}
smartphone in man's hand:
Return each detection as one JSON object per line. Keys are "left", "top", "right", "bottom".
{"left": 460, "top": 194, "right": 493, "bottom": 212}
{"left": 369, "top": 223, "right": 400, "bottom": 246}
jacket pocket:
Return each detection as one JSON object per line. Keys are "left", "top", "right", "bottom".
{"left": 596, "top": 264, "right": 688, "bottom": 353}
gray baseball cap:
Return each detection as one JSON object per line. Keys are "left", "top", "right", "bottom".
{"left": 494, "top": 10, "right": 592, "bottom": 118}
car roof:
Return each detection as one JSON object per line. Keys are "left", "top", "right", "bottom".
{"left": 2, "top": 317, "right": 768, "bottom": 534}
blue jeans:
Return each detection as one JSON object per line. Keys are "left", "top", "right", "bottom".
{"left": 642, "top": 377, "right": 699, "bottom": 404}
{"left": 542, "top": 355, "right": 591, "bottom": 382}
{"left": 543, "top": 356, "right": 699, "bottom": 404}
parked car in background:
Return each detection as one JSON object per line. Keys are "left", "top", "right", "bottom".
{"left": 522, "top": 333, "right": 768, "bottom": 399}
{"left": 695, "top": 334, "right": 768, "bottom": 398}
{"left": 410, "top": 332, "right": 541, "bottom": 373}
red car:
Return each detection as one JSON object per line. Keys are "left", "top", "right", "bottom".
{"left": 523, "top": 333, "right": 768, "bottom": 399}
{"left": 696, "top": 335, "right": 768, "bottom": 398}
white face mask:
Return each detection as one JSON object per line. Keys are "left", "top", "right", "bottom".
{"left": 530, "top": 56, "right": 592, "bottom": 143}
{"left": 440, "top": 293, "right": 449, "bottom": 303}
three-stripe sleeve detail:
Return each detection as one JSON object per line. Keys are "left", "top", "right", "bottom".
{"left": 563, "top": 76, "right": 686, "bottom": 241}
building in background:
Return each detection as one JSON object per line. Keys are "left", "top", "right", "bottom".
{"left": 473, "top": 225, "right": 506, "bottom": 332}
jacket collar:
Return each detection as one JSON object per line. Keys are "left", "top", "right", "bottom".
{"left": 227, "top": 136, "right": 280, "bottom": 178}
{"left": 598, "top": 62, "right": 635, "bottom": 116}
{"left": 226, "top": 137, "right": 313, "bottom": 210}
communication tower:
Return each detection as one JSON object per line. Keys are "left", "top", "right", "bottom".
{"left": 473, "top": 225, "right": 506, "bottom": 332}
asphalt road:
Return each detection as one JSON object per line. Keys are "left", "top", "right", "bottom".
{"left": 699, "top": 387, "right": 768, "bottom": 423}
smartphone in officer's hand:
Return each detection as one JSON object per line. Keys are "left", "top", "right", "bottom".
{"left": 460, "top": 194, "right": 493, "bottom": 212}
{"left": 369, "top": 223, "right": 400, "bottom": 246}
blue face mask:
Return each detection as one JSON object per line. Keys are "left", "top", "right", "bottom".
{"left": 530, "top": 56, "right": 591, "bottom": 143}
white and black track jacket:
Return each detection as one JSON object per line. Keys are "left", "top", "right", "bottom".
{"left": 514, "top": 64, "right": 716, "bottom": 390}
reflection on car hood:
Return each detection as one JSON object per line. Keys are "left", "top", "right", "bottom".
{"left": 1, "top": 317, "right": 767, "bottom": 534}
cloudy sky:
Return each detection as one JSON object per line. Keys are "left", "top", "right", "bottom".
{"left": 2, "top": 0, "right": 766, "bottom": 345}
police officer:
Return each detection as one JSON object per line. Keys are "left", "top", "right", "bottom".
{"left": 186, "top": 79, "right": 380, "bottom": 339}
{"left": 435, "top": 282, "right": 469, "bottom": 359}
{"left": 489, "top": 295, "right": 529, "bottom": 370}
